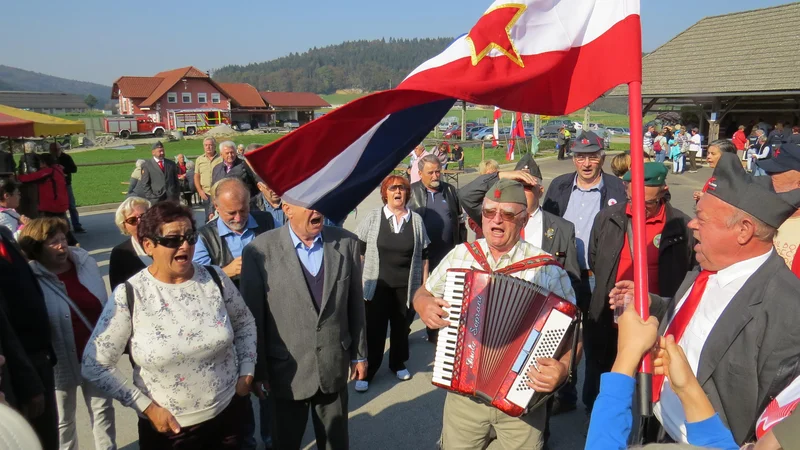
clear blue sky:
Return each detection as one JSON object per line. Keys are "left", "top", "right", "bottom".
{"left": 1, "top": 0, "right": 792, "bottom": 86}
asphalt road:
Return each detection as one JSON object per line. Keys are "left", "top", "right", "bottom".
{"left": 71, "top": 155, "right": 708, "bottom": 450}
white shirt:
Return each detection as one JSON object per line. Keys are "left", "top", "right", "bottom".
{"left": 523, "top": 207, "right": 544, "bottom": 248}
{"left": 382, "top": 205, "right": 410, "bottom": 233}
{"left": 689, "top": 134, "right": 702, "bottom": 154}
{"left": 653, "top": 250, "right": 772, "bottom": 442}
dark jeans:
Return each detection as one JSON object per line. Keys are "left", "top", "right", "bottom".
{"left": 66, "top": 184, "right": 81, "bottom": 229}
{"left": 241, "top": 396, "right": 272, "bottom": 450}
{"left": 366, "top": 284, "right": 410, "bottom": 381}
{"left": 582, "top": 318, "right": 618, "bottom": 412}
{"left": 557, "top": 144, "right": 566, "bottom": 160}
{"left": 689, "top": 151, "right": 698, "bottom": 171}
{"left": 29, "top": 352, "right": 59, "bottom": 450}
{"left": 137, "top": 393, "right": 248, "bottom": 450}
{"left": 273, "top": 389, "right": 348, "bottom": 450}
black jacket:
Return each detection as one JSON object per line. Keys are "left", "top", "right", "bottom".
{"left": 17, "top": 153, "right": 40, "bottom": 175}
{"left": 211, "top": 159, "right": 260, "bottom": 199}
{"left": 587, "top": 201, "right": 695, "bottom": 322}
{"left": 0, "top": 150, "right": 15, "bottom": 174}
{"left": 198, "top": 211, "right": 274, "bottom": 287}
{"left": 55, "top": 152, "right": 77, "bottom": 185}
{"left": 408, "top": 180, "right": 466, "bottom": 248}
{"left": 0, "top": 298, "right": 44, "bottom": 408}
{"left": 108, "top": 238, "right": 148, "bottom": 291}
{"left": 457, "top": 172, "right": 581, "bottom": 292}
{"left": 542, "top": 171, "right": 627, "bottom": 218}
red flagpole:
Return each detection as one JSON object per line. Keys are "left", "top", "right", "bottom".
{"left": 627, "top": 80, "right": 652, "bottom": 416}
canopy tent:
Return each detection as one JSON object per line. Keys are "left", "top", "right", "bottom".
{"left": 0, "top": 104, "right": 85, "bottom": 137}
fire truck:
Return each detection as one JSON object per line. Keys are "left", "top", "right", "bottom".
{"left": 167, "top": 109, "right": 230, "bottom": 135}
{"left": 103, "top": 116, "right": 167, "bottom": 139}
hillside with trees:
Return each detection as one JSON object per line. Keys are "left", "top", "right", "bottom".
{"left": 213, "top": 38, "right": 454, "bottom": 93}
{"left": 0, "top": 65, "right": 111, "bottom": 106}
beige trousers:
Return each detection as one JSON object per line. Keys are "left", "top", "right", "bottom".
{"left": 440, "top": 393, "right": 545, "bottom": 450}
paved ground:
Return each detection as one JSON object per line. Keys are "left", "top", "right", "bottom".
{"left": 71, "top": 155, "right": 708, "bottom": 449}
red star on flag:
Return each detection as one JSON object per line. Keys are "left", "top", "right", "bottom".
{"left": 466, "top": 3, "right": 527, "bottom": 68}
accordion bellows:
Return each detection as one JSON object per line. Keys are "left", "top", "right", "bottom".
{"left": 432, "top": 269, "right": 580, "bottom": 417}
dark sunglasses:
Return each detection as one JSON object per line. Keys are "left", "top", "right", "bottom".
{"left": 151, "top": 232, "right": 198, "bottom": 249}
{"left": 123, "top": 216, "right": 142, "bottom": 226}
{"left": 482, "top": 208, "right": 524, "bottom": 222}
{"left": 387, "top": 185, "right": 408, "bottom": 192}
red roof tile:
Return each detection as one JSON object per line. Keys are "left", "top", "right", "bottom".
{"left": 142, "top": 66, "right": 211, "bottom": 107}
{"left": 219, "top": 83, "right": 266, "bottom": 108}
{"left": 259, "top": 92, "right": 331, "bottom": 108}
{"left": 112, "top": 76, "right": 163, "bottom": 99}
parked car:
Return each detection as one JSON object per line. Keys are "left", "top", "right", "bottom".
{"left": 473, "top": 128, "right": 495, "bottom": 141}
{"left": 539, "top": 119, "right": 575, "bottom": 138}
{"left": 589, "top": 123, "right": 605, "bottom": 131}
{"left": 465, "top": 126, "right": 487, "bottom": 140}
{"left": 438, "top": 120, "right": 458, "bottom": 131}
{"left": 607, "top": 127, "right": 629, "bottom": 135}
{"left": 232, "top": 122, "right": 252, "bottom": 131}
{"left": 444, "top": 125, "right": 461, "bottom": 139}
{"left": 283, "top": 120, "right": 300, "bottom": 129}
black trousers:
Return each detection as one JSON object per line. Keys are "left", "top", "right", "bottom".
{"left": 558, "top": 144, "right": 567, "bottom": 160}
{"left": 582, "top": 317, "right": 618, "bottom": 411}
{"left": 137, "top": 393, "right": 248, "bottom": 450}
{"left": 273, "top": 389, "right": 349, "bottom": 450}
{"left": 28, "top": 352, "right": 59, "bottom": 450}
{"left": 366, "top": 284, "right": 409, "bottom": 381}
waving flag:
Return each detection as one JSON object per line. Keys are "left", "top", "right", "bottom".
{"left": 507, "top": 111, "right": 525, "bottom": 161}
{"left": 492, "top": 107, "right": 502, "bottom": 147}
{"left": 247, "top": 0, "right": 642, "bottom": 222}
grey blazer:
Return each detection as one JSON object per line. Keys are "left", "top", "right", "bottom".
{"left": 140, "top": 158, "right": 179, "bottom": 202}
{"left": 650, "top": 250, "right": 800, "bottom": 444}
{"left": 240, "top": 225, "right": 368, "bottom": 400}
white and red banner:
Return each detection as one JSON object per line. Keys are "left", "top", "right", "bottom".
{"left": 492, "top": 106, "right": 502, "bottom": 147}
{"left": 507, "top": 111, "right": 525, "bottom": 161}
{"left": 247, "top": 0, "right": 642, "bottom": 222}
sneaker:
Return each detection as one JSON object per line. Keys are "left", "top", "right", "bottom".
{"left": 74, "top": 227, "right": 87, "bottom": 233}
{"left": 396, "top": 369, "right": 412, "bottom": 381}
{"left": 354, "top": 380, "right": 369, "bottom": 392}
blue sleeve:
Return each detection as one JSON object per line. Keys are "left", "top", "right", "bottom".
{"left": 685, "top": 414, "right": 738, "bottom": 450}
{"left": 585, "top": 372, "right": 635, "bottom": 450}
{"left": 192, "top": 235, "right": 212, "bottom": 265}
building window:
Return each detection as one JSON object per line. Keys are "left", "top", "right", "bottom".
{"left": 211, "top": 93, "right": 221, "bottom": 104}
{"left": 197, "top": 93, "right": 207, "bottom": 103}
{"left": 167, "top": 93, "right": 177, "bottom": 103}
{"left": 182, "top": 93, "right": 192, "bottom": 103}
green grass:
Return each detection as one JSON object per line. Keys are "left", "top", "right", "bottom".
{"left": 439, "top": 107, "right": 656, "bottom": 128}
{"left": 320, "top": 93, "right": 367, "bottom": 106}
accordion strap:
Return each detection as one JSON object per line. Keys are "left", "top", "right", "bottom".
{"left": 464, "top": 241, "right": 564, "bottom": 275}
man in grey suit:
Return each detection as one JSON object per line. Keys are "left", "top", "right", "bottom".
{"left": 140, "top": 141, "right": 179, "bottom": 203}
{"left": 612, "top": 153, "right": 800, "bottom": 445}
{"left": 240, "top": 201, "right": 367, "bottom": 450}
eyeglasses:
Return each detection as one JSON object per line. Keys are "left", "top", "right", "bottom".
{"left": 481, "top": 208, "right": 524, "bottom": 222}
{"left": 387, "top": 185, "right": 407, "bottom": 192}
{"left": 150, "top": 232, "right": 198, "bottom": 249}
{"left": 123, "top": 216, "right": 142, "bottom": 226}
{"left": 574, "top": 154, "right": 601, "bottom": 163}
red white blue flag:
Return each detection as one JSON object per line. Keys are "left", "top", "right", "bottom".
{"left": 247, "top": 0, "right": 642, "bottom": 222}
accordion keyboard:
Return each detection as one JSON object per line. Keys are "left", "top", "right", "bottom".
{"left": 432, "top": 270, "right": 467, "bottom": 386}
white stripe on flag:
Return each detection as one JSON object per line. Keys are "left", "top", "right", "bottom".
{"left": 283, "top": 116, "right": 390, "bottom": 207}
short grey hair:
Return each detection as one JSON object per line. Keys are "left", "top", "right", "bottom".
{"left": 245, "top": 143, "right": 262, "bottom": 152}
{"left": 135, "top": 159, "right": 146, "bottom": 169}
{"left": 185, "top": 160, "right": 195, "bottom": 171}
{"left": 210, "top": 177, "right": 249, "bottom": 203}
{"left": 219, "top": 140, "right": 236, "bottom": 153}
{"left": 725, "top": 209, "right": 778, "bottom": 242}
{"left": 23, "top": 142, "right": 36, "bottom": 154}
{"left": 175, "top": 154, "right": 185, "bottom": 162}
{"left": 418, "top": 154, "right": 441, "bottom": 172}
{"left": 203, "top": 136, "right": 217, "bottom": 146}
{"left": 115, "top": 196, "right": 151, "bottom": 235}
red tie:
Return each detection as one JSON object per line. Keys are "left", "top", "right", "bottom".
{"left": 652, "top": 270, "right": 716, "bottom": 402}
{"left": 792, "top": 252, "right": 800, "bottom": 278}
{"left": 158, "top": 160, "right": 164, "bottom": 171}
{"left": 0, "top": 239, "right": 11, "bottom": 263}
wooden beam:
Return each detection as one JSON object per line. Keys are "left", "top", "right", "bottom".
{"left": 718, "top": 97, "right": 741, "bottom": 122}
{"left": 642, "top": 97, "right": 659, "bottom": 116}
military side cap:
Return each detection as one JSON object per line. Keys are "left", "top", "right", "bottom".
{"left": 622, "top": 162, "right": 668, "bottom": 186}
{"left": 486, "top": 179, "right": 527, "bottom": 206}
{"left": 706, "top": 153, "right": 797, "bottom": 228}
{"left": 152, "top": 141, "right": 164, "bottom": 149}
{"left": 757, "top": 142, "right": 800, "bottom": 174}
{"left": 572, "top": 131, "right": 604, "bottom": 153}
{"left": 514, "top": 153, "right": 543, "bottom": 179}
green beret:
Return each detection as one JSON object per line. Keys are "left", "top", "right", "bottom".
{"left": 622, "top": 162, "right": 668, "bottom": 186}
{"left": 485, "top": 179, "right": 527, "bottom": 206}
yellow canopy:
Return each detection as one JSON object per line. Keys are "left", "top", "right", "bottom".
{"left": 0, "top": 104, "right": 85, "bottom": 136}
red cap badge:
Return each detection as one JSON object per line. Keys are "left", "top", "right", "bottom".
{"left": 581, "top": 138, "right": 590, "bottom": 145}
{"left": 494, "top": 188, "right": 502, "bottom": 199}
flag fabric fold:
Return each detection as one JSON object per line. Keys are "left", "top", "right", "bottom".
{"left": 492, "top": 107, "right": 502, "bottom": 148}
{"left": 507, "top": 111, "right": 525, "bottom": 161}
{"left": 246, "top": 0, "right": 642, "bottom": 222}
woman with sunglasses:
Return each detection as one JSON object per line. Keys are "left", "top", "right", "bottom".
{"left": 108, "top": 197, "right": 151, "bottom": 291}
{"left": 354, "top": 175, "right": 430, "bottom": 392}
{"left": 82, "top": 202, "right": 257, "bottom": 449}
{"left": 17, "top": 217, "right": 116, "bottom": 450}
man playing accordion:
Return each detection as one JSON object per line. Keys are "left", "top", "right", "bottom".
{"left": 413, "top": 179, "right": 578, "bottom": 449}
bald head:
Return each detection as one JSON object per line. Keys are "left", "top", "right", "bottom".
{"left": 212, "top": 178, "right": 250, "bottom": 233}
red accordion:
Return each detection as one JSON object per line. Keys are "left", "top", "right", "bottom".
{"left": 432, "top": 268, "right": 580, "bottom": 417}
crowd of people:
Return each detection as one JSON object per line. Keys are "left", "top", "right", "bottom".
{"left": 0, "top": 125, "right": 798, "bottom": 450}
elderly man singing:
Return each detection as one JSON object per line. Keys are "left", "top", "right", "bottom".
{"left": 413, "top": 179, "right": 577, "bottom": 450}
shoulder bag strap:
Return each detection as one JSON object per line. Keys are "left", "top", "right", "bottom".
{"left": 43, "top": 278, "right": 94, "bottom": 332}
{"left": 204, "top": 265, "right": 224, "bottom": 297}
{"left": 625, "top": 218, "right": 635, "bottom": 258}
{"left": 464, "top": 241, "right": 492, "bottom": 272}
{"left": 495, "top": 254, "right": 563, "bottom": 275}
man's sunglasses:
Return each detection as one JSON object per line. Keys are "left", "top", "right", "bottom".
{"left": 482, "top": 208, "right": 524, "bottom": 222}
{"left": 123, "top": 216, "right": 142, "bottom": 226}
{"left": 151, "top": 232, "right": 198, "bottom": 249}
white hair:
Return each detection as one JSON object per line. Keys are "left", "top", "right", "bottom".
{"left": 23, "top": 142, "right": 36, "bottom": 153}
{"left": 115, "top": 197, "right": 151, "bottom": 235}
{"left": 219, "top": 140, "right": 236, "bottom": 153}
{"left": 135, "top": 159, "right": 146, "bottom": 169}
{"left": 203, "top": 136, "right": 217, "bottom": 145}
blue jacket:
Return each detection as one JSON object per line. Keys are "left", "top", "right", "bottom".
{"left": 585, "top": 373, "right": 738, "bottom": 450}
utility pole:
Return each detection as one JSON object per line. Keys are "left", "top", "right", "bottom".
{"left": 534, "top": 114, "right": 541, "bottom": 137}
{"left": 583, "top": 106, "right": 591, "bottom": 132}
{"left": 461, "top": 100, "right": 467, "bottom": 142}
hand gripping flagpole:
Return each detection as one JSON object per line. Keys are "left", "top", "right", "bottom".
{"left": 628, "top": 79, "right": 653, "bottom": 418}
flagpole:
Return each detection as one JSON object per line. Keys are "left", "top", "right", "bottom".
{"left": 628, "top": 80, "right": 653, "bottom": 418}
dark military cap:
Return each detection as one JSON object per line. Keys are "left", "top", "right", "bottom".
{"left": 152, "top": 141, "right": 164, "bottom": 149}
{"left": 622, "top": 162, "right": 668, "bottom": 186}
{"left": 757, "top": 142, "right": 800, "bottom": 174}
{"left": 706, "top": 153, "right": 797, "bottom": 228}
{"left": 485, "top": 179, "right": 527, "bottom": 206}
{"left": 572, "top": 131, "right": 604, "bottom": 153}
{"left": 514, "top": 153, "right": 543, "bottom": 179}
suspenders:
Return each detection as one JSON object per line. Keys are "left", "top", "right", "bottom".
{"left": 463, "top": 241, "right": 563, "bottom": 274}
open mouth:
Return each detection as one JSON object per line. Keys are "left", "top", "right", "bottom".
{"left": 393, "top": 194, "right": 403, "bottom": 201}
{"left": 174, "top": 254, "right": 189, "bottom": 263}
{"left": 489, "top": 226, "right": 505, "bottom": 237}
{"left": 310, "top": 216, "right": 323, "bottom": 226}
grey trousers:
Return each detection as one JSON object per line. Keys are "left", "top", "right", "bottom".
{"left": 272, "top": 389, "right": 349, "bottom": 450}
